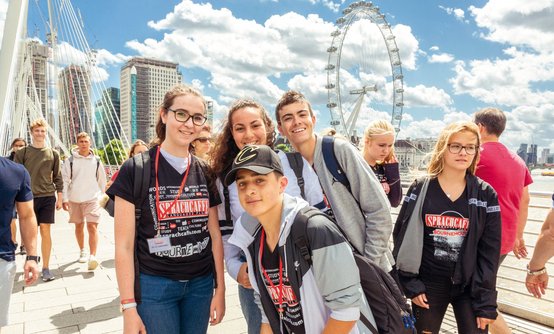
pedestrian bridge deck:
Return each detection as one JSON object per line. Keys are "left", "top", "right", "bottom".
{"left": 3, "top": 192, "right": 553, "bottom": 333}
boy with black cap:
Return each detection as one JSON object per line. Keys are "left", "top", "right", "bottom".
{"left": 227, "top": 145, "right": 375, "bottom": 334}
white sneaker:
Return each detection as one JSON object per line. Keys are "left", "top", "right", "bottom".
{"left": 78, "top": 249, "right": 87, "bottom": 263}
{"left": 88, "top": 255, "right": 99, "bottom": 270}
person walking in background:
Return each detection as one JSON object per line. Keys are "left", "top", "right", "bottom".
{"left": 275, "top": 90, "right": 394, "bottom": 273}
{"left": 0, "top": 156, "right": 39, "bottom": 327}
{"left": 107, "top": 84, "right": 225, "bottom": 334}
{"left": 393, "top": 121, "right": 501, "bottom": 333}
{"left": 362, "top": 119, "right": 402, "bottom": 207}
{"left": 192, "top": 124, "right": 213, "bottom": 161}
{"left": 105, "top": 140, "right": 149, "bottom": 191}
{"left": 61, "top": 132, "right": 107, "bottom": 270}
{"left": 14, "top": 119, "right": 63, "bottom": 282}
{"left": 473, "top": 107, "right": 533, "bottom": 334}
{"left": 211, "top": 98, "right": 324, "bottom": 334}
{"left": 7, "top": 138, "right": 27, "bottom": 255}
{"left": 525, "top": 193, "right": 554, "bottom": 299}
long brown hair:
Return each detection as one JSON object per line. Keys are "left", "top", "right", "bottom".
{"left": 154, "top": 84, "right": 206, "bottom": 144}
{"left": 211, "top": 99, "right": 275, "bottom": 178}
{"left": 427, "top": 121, "right": 481, "bottom": 176}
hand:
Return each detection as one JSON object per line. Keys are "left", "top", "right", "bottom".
{"left": 55, "top": 197, "right": 63, "bottom": 210}
{"left": 209, "top": 288, "right": 226, "bottom": 325}
{"left": 526, "top": 272, "right": 548, "bottom": 298}
{"left": 512, "top": 237, "right": 528, "bottom": 259}
{"left": 381, "top": 182, "right": 390, "bottom": 194}
{"left": 476, "top": 317, "right": 494, "bottom": 330}
{"left": 237, "top": 263, "right": 252, "bottom": 288}
{"left": 62, "top": 202, "right": 70, "bottom": 211}
{"left": 23, "top": 260, "right": 40, "bottom": 285}
{"left": 388, "top": 154, "right": 398, "bottom": 163}
{"left": 411, "top": 293, "right": 429, "bottom": 309}
{"left": 123, "top": 308, "right": 147, "bottom": 334}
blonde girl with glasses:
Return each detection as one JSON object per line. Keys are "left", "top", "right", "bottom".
{"left": 392, "top": 121, "right": 501, "bottom": 334}
{"left": 108, "top": 84, "right": 225, "bottom": 334}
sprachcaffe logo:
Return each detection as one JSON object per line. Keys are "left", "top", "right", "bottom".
{"left": 234, "top": 145, "right": 259, "bottom": 165}
{"left": 158, "top": 199, "right": 210, "bottom": 221}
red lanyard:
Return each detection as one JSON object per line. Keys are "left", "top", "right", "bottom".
{"left": 259, "top": 229, "right": 284, "bottom": 316}
{"left": 154, "top": 146, "right": 191, "bottom": 234}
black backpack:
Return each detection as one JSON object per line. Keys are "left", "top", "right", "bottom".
{"left": 291, "top": 206, "right": 416, "bottom": 334}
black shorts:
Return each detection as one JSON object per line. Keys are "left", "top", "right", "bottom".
{"left": 33, "top": 196, "right": 56, "bottom": 224}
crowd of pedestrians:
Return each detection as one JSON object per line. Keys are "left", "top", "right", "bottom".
{"left": 1, "top": 84, "right": 551, "bottom": 334}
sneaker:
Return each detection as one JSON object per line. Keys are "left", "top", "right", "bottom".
{"left": 19, "top": 245, "right": 26, "bottom": 255}
{"left": 88, "top": 255, "right": 99, "bottom": 271}
{"left": 78, "top": 249, "right": 87, "bottom": 263}
{"left": 42, "top": 268, "right": 55, "bottom": 282}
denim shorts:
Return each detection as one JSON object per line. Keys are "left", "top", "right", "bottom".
{"left": 137, "top": 272, "right": 214, "bottom": 334}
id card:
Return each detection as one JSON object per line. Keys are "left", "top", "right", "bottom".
{"left": 147, "top": 236, "right": 172, "bottom": 253}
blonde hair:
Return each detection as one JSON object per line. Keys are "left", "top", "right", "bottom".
{"left": 427, "top": 121, "right": 481, "bottom": 176}
{"left": 30, "top": 118, "right": 48, "bottom": 131}
{"left": 76, "top": 132, "right": 90, "bottom": 141}
{"left": 363, "top": 119, "right": 396, "bottom": 162}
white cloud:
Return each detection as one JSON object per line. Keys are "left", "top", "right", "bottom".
{"left": 191, "top": 79, "right": 204, "bottom": 92}
{"left": 307, "top": 0, "right": 345, "bottom": 12}
{"left": 450, "top": 48, "right": 554, "bottom": 106}
{"left": 439, "top": 6, "right": 467, "bottom": 23}
{"left": 398, "top": 111, "right": 471, "bottom": 141}
{"left": 403, "top": 84, "right": 453, "bottom": 111}
{"left": 469, "top": 0, "right": 554, "bottom": 53}
{"left": 429, "top": 46, "right": 440, "bottom": 51}
{"left": 95, "top": 49, "right": 129, "bottom": 67}
{"left": 428, "top": 53, "right": 454, "bottom": 63}
{"left": 125, "top": 0, "right": 422, "bottom": 112}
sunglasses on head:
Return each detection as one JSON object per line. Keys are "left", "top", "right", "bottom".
{"left": 195, "top": 137, "right": 211, "bottom": 143}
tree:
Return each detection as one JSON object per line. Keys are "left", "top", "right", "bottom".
{"left": 100, "top": 139, "right": 127, "bottom": 166}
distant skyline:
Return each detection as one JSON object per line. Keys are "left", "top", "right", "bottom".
{"left": 1, "top": 0, "right": 552, "bottom": 151}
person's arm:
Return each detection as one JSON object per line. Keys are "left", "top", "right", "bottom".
{"left": 322, "top": 319, "right": 357, "bottom": 334}
{"left": 207, "top": 206, "right": 226, "bottom": 325}
{"left": 61, "top": 160, "right": 71, "bottom": 211}
{"left": 384, "top": 161, "right": 402, "bottom": 208}
{"left": 526, "top": 208, "right": 554, "bottom": 298}
{"left": 52, "top": 151, "right": 64, "bottom": 210}
{"left": 260, "top": 323, "right": 273, "bottom": 334}
{"left": 114, "top": 196, "right": 146, "bottom": 334}
{"left": 513, "top": 186, "right": 531, "bottom": 258}
{"left": 339, "top": 143, "right": 393, "bottom": 265}
{"left": 98, "top": 161, "right": 108, "bottom": 194}
{"left": 471, "top": 189, "right": 501, "bottom": 321}
{"left": 16, "top": 200, "right": 39, "bottom": 285}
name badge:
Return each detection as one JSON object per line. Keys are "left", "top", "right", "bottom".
{"left": 147, "top": 236, "right": 172, "bottom": 253}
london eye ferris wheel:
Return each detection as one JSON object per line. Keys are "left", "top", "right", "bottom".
{"left": 325, "top": 1, "right": 404, "bottom": 140}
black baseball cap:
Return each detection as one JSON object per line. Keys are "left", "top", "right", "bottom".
{"left": 224, "top": 145, "right": 283, "bottom": 186}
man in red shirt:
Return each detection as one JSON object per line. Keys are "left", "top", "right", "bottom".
{"left": 474, "top": 107, "right": 533, "bottom": 334}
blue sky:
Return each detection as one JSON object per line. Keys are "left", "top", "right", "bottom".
{"left": 1, "top": 0, "right": 553, "bottom": 152}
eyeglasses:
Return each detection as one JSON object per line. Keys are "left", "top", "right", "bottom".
{"left": 195, "top": 137, "right": 211, "bottom": 143}
{"left": 167, "top": 108, "right": 207, "bottom": 126}
{"left": 447, "top": 143, "right": 478, "bottom": 155}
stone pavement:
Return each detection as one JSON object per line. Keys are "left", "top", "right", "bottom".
{"left": 2, "top": 207, "right": 554, "bottom": 334}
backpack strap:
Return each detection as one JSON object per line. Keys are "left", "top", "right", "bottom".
{"left": 285, "top": 152, "right": 306, "bottom": 200}
{"left": 69, "top": 156, "right": 74, "bottom": 180}
{"left": 321, "top": 136, "right": 350, "bottom": 191}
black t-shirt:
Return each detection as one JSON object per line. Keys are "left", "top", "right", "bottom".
{"left": 371, "top": 164, "right": 387, "bottom": 183}
{"left": 107, "top": 148, "right": 221, "bottom": 280}
{"left": 260, "top": 237, "right": 305, "bottom": 334}
{"left": 420, "top": 178, "right": 469, "bottom": 278}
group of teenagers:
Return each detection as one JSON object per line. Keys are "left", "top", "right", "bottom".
{"left": 107, "top": 83, "right": 507, "bottom": 334}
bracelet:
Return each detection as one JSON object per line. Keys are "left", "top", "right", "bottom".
{"left": 120, "top": 298, "right": 135, "bottom": 304}
{"left": 120, "top": 302, "right": 137, "bottom": 313}
{"left": 527, "top": 264, "right": 547, "bottom": 276}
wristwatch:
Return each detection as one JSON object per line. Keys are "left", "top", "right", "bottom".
{"left": 527, "top": 264, "right": 547, "bottom": 276}
{"left": 120, "top": 302, "right": 137, "bottom": 313}
{"left": 25, "top": 255, "right": 40, "bottom": 263}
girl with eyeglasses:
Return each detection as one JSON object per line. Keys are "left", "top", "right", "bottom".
{"left": 392, "top": 121, "right": 501, "bottom": 333}
{"left": 107, "top": 84, "right": 225, "bottom": 334}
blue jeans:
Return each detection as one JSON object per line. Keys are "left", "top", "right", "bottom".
{"left": 238, "top": 285, "right": 261, "bottom": 334}
{"left": 138, "top": 272, "right": 214, "bottom": 334}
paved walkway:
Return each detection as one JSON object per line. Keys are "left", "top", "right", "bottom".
{"left": 2, "top": 209, "right": 554, "bottom": 334}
